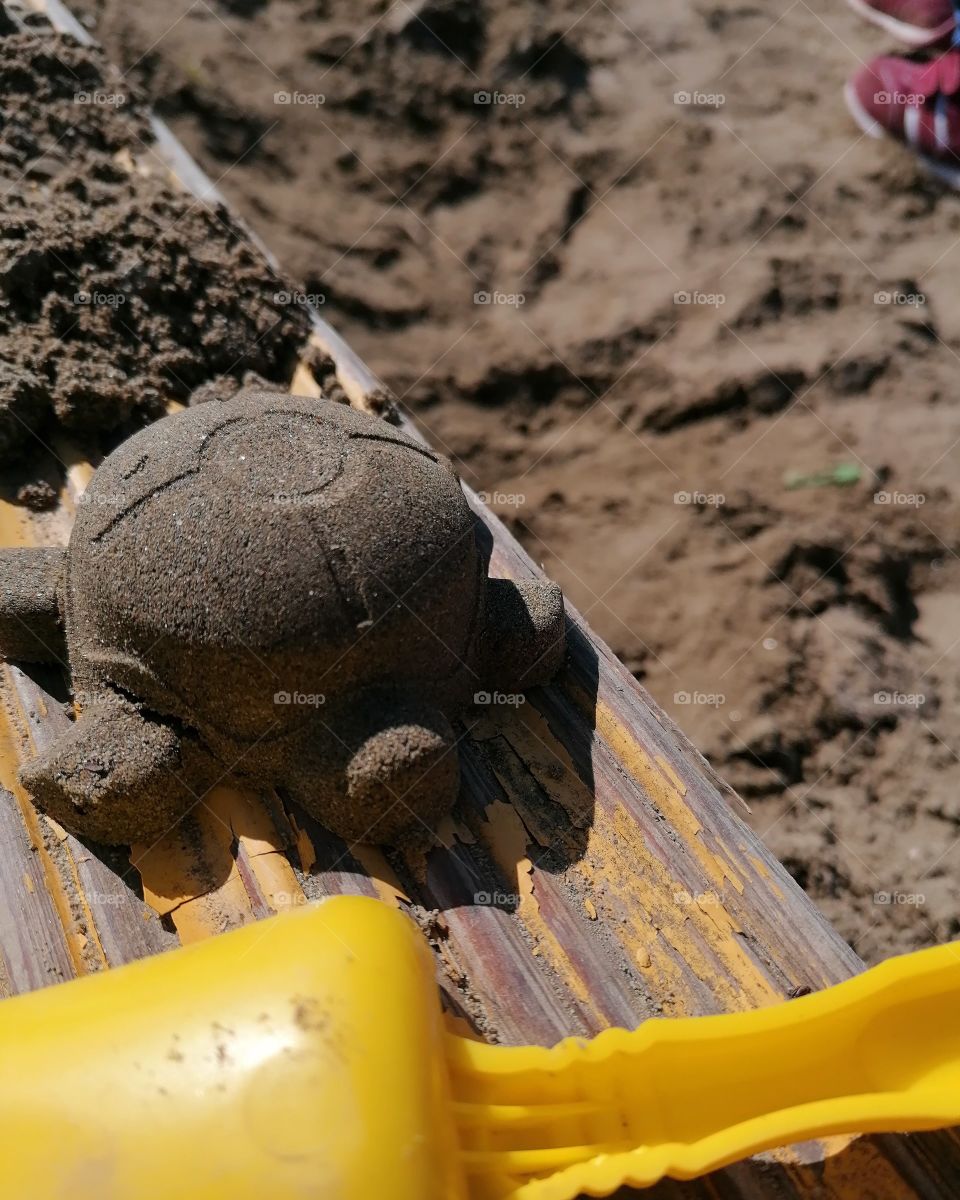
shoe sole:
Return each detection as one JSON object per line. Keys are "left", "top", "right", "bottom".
{"left": 843, "top": 80, "right": 886, "bottom": 137}
{"left": 844, "top": 82, "right": 960, "bottom": 190}
{"left": 845, "top": 0, "right": 955, "bottom": 46}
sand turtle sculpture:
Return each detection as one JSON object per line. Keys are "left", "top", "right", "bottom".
{"left": 0, "top": 391, "right": 565, "bottom": 845}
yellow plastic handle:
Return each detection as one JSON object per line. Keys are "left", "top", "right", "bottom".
{"left": 1, "top": 895, "right": 959, "bottom": 1200}
{"left": 0, "top": 897, "right": 464, "bottom": 1200}
{"left": 451, "top": 938, "right": 960, "bottom": 1199}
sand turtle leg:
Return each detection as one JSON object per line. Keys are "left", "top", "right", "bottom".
{"left": 19, "top": 693, "right": 210, "bottom": 845}
{"left": 282, "top": 689, "right": 459, "bottom": 844}
{"left": 477, "top": 577, "right": 566, "bottom": 693}
{"left": 0, "top": 547, "right": 67, "bottom": 664}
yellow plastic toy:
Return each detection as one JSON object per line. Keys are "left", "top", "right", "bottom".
{"left": 2, "top": 895, "right": 959, "bottom": 1200}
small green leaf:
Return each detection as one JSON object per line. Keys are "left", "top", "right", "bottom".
{"left": 784, "top": 462, "right": 863, "bottom": 490}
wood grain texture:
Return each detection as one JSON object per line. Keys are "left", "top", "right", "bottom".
{"left": 4, "top": 3, "right": 958, "bottom": 1194}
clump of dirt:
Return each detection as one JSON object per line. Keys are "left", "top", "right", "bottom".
{"left": 61, "top": 0, "right": 960, "bottom": 961}
{"left": 0, "top": 30, "right": 309, "bottom": 480}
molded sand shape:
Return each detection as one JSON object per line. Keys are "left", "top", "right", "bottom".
{"left": 0, "top": 391, "right": 565, "bottom": 846}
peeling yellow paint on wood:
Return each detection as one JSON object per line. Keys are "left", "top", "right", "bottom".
{"left": 352, "top": 846, "right": 409, "bottom": 907}
{"left": 290, "top": 359, "right": 322, "bottom": 398}
{"left": 0, "top": 666, "right": 106, "bottom": 975}
{"left": 572, "top": 701, "right": 785, "bottom": 1014}
{"left": 595, "top": 700, "right": 746, "bottom": 901}
{"left": 811, "top": 1132, "right": 911, "bottom": 1197}
{"left": 57, "top": 832, "right": 108, "bottom": 968}
{"left": 294, "top": 822, "right": 317, "bottom": 875}
{"left": 506, "top": 704, "right": 594, "bottom": 827}
{"left": 480, "top": 798, "right": 595, "bottom": 1011}
{"left": 49, "top": 818, "right": 69, "bottom": 843}
{"left": 654, "top": 754, "right": 687, "bottom": 797}
{"left": 204, "top": 787, "right": 304, "bottom": 914}
{"left": 749, "top": 854, "right": 770, "bottom": 879}
{"left": 471, "top": 699, "right": 784, "bottom": 1017}
{"left": 435, "top": 813, "right": 476, "bottom": 847}
{"left": 0, "top": 500, "right": 29, "bottom": 547}
{"left": 133, "top": 800, "right": 252, "bottom": 943}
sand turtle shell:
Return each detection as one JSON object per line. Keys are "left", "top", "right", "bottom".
{"left": 0, "top": 391, "right": 566, "bottom": 846}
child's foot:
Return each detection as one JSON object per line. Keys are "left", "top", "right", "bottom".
{"left": 846, "top": 0, "right": 956, "bottom": 47}
{"left": 846, "top": 50, "right": 960, "bottom": 186}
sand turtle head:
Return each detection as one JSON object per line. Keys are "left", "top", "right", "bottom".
{"left": 65, "top": 390, "right": 485, "bottom": 740}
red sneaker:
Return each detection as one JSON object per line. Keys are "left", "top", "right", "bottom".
{"left": 846, "top": 0, "right": 955, "bottom": 46}
{"left": 846, "top": 50, "right": 960, "bottom": 185}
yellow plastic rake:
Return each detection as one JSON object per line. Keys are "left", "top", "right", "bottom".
{"left": 2, "top": 896, "right": 959, "bottom": 1200}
